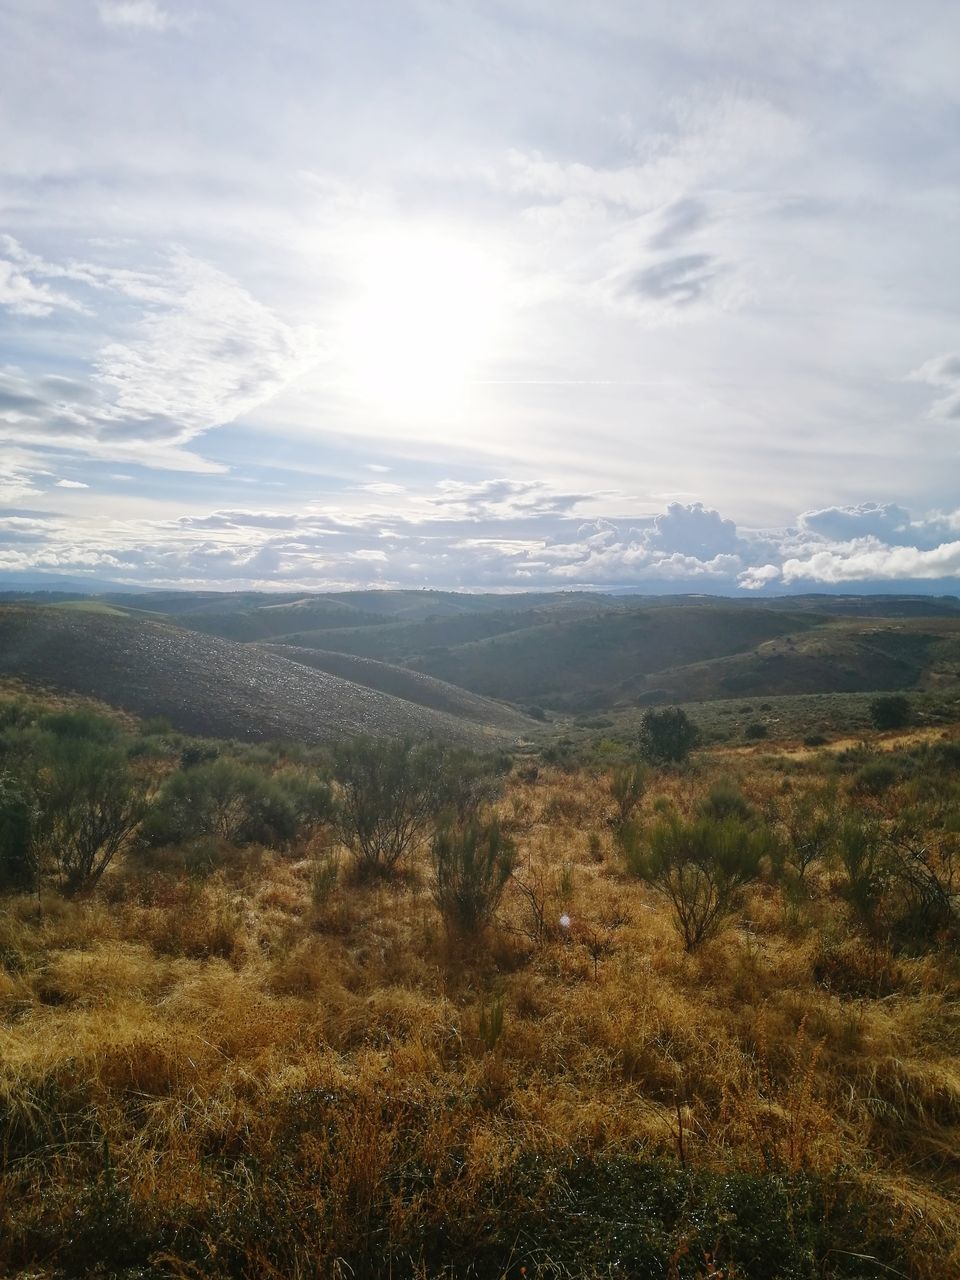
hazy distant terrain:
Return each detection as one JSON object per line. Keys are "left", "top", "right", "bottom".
{"left": 1, "top": 589, "right": 959, "bottom": 739}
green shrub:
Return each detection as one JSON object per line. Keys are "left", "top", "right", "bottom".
{"left": 833, "top": 813, "right": 894, "bottom": 931}
{"left": 333, "top": 737, "right": 445, "bottom": 879}
{"left": 637, "top": 706, "right": 700, "bottom": 765}
{"left": 36, "top": 738, "right": 147, "bottom": 894}
{"left": 869, "top": 695, "right": 910, "bottom": 731}
{"left": 431, "top": 817, "right": 515, "bottom": 936}
{"left": 852, "top": 759, "right": 900, "bottom": 796}
{"left": 744, "top": 721, "right": 768, "bottom": 740}
{"left": 0, "top": 772, "right": 34, "bottom": 892}
{"left": 698, "top": 780, "right": 753, "bottom": 823}
{"left": 608, "top": 761, "right": 647, "bottom": 824}
{"left": 779, "top": 785, "right": 837, "bottom": 882}
{"left": 142, "top": 758, "right": 300, "bottom": 849}
{"left": 622, "top": 814, "right": 769, "bottom": 950}
{"left": 435, "top": 748, "right": 507, "bottom": 822}
{"left": 39, "top": 709, "right": 117, "bottom": 743}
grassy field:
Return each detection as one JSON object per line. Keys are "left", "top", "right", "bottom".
{"left": 1, "top": 689, "right": 959, "bottom": 1277}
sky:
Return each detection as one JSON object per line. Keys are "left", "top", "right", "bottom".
{"left": 1, "top": 0, "right": 959, "bottom": 594}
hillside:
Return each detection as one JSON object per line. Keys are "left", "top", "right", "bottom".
{"left": 262, "top": 643, "right": 534, "bottom": 733}
{"left": 0, "top": 606, "right": 523, "bottom": 746}
{"left": 405, "top": 606, "right": 825, "bottom": 710}
{"left": 624, "top": 619, "right": 960, "bottom": 704}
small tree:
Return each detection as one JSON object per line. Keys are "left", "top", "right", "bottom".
{"left": 333, "top": 737, "right": 444, "bottom": 878}
{"left": 608, "top": 762, "right": 647, "bottom": 825}
{"left": 869, "top": 695, "right": 910, "bottom": 732}
{"left": 432, "top": 817, "right": 515, "bottom": 936}
{"left": 622, "top": 814, "right": 768, "bottom": 950}
{"left": 637, "top": 707, "right": 700, "bottom": 765}
{"left": 38, "top": 740, "right": 146, "bottom": 894}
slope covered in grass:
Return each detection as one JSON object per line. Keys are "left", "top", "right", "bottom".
{"left": 262, "top": 643, "right": 536, "bottom": 734}
{"left": 408, "top": 605, "right": 826, "bottom": 709}
{"left": 0, "top": 606, "right": 520, "bottom": 746}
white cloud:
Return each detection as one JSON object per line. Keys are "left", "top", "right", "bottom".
{"left": 54, "top": 479, "right": 89, "bottom": 489}
{"left": 97, "top": 1, "right": 178, "bottom": 32}
{"left": 92, "top": 252, "right": 321, "bottom": 445}
{"left": 0, "top": 237, "right": 89, "bottom": 317}
{"left": 0, "top": 247, "right": 321, "bottom": 471}
{"left": 908, "top": 353, "right": 960, "bottom": 421}
{"left": 782, "top": 539, "right": 960, "bottom": 584}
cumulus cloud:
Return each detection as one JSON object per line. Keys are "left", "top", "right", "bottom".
{"left": 799, "top": 501, "right": 913, "bottom": 543}
{"left": 645, "top": 501, "right": 743, "bottom": 559}
{"left": 782, "top": 539, "right": 960, "bottom": 584}
{"left": 3, "top": 492, "right": 960, "bottom": 593}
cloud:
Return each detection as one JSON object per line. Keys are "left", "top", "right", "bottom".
{"left": 621, "top": 253, "right": 721, "bottom": 308}
{"left": 97, "top": 1, "right": 179, "bottom": 32}
{"left": 92, "top": 252, "right": 321, "bottom": 446}
{"left": 647, "top": 198, "right": 709, "bottom": 251}
{"left": 798, "top": 501, "right": 913, "bottom": 543}
{"left": 0, "top": 238, "right": 89, "bottom": 317}
{"left": 432, "top": 479, "right": 590, "bottom": 520}
{"left": 645, "top": 501, "right": 743, "bottom": 559}
{"left": 0, "top": 467, "right": 43, "bottom": 504}
{"left": 782, "top": 539, "right": 960, "bottom": 584}
{"left": 3, "top": 492, "right": 960, "bottom": 593}
{"left": 0, "top": 246, "right": 321, "bottom": 471}
{"left": 908, "top": 353, "right": 960, "bottom": 421}
{"left": 54, "top": 479, "right": 89, "bottom": 489}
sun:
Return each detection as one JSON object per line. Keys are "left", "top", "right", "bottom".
{"left": 337, "top": 228, "right": 504, "bottom": 416}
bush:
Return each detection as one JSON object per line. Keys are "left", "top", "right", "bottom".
{"left": 852, "top": 759, "right": 900, "bottom": 796}
{"left": 333, "top": 737, "right": 445, "bottom": 879}
{"left": 608, "top": 762, "right": 647, "bottom": 825}
{"left": 698, "top": 780, "right": 753, "bottom": 823}
{"left": 869, "top": 695, "right": 910, "bottom": 731}
{"left": 622, "top": 814, "right": 769, "bottom": 950}
{"left": 36, "top": 738, "right": 146, "bottom": 894}
{"left": 431, "top": 817, "right": 515, "bottom": 936}
{"left": 779, "top": 786, "right": 837, "bottom": 881}
{"left": 744, "top": 721, "right": 768, "bottom": 740}
{"left": 39, "top": 709, "right": 117, "bottom": 743}
{"left": 436, "top": 748, "right": 508, "bottom": 823}
{"left": 637, "top": 707, "right": 700, "bottom": 765}
{"left": 142, "top": 759, "right": 300, "bottom": 849}
{"left": 0, "top": 772, "right": 34, "bottom": 892}
{"left": 833, "top": 814, "right": 894, "bottom": 932}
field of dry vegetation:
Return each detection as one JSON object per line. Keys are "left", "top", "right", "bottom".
{"left": 1, "top": 687, "right": 959, "bottom": 1278}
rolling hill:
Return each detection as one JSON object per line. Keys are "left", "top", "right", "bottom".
{"left": 0, "top": 606, "right": 531, "bottom": 747}
{"left": 404, "top": 606, "right": 827, "bottom": 710}
{"left": 261, "top": 644, "right": 533, "bottom": 732}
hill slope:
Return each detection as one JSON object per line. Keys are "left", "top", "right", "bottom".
{"left": 405, "top": 606, "right": 825, "bottom": 710}
{"left": 262, "top": 644, "right": 534, "bottom": 733}
{"left": 0, "top": 607, "right": 523, "bottom": 746}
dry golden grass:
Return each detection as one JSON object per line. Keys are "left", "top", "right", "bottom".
{"left": 1, "top": 748, "right": 959, "bottom": 1277}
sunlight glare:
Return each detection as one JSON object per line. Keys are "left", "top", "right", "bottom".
{"left": 338, "top": 229, "right": 504, "bottom": 415}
